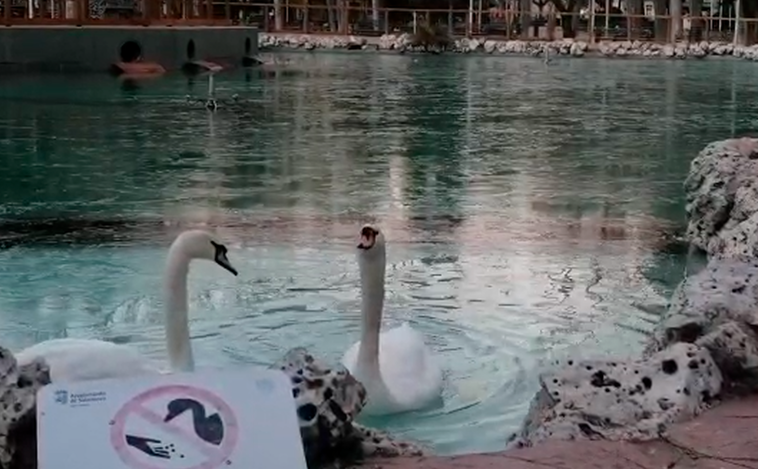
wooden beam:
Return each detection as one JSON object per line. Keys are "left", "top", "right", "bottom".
{"left": 0, "top": 15, "right": 234, "bottom": 23}
{"left": 4, "top": 0, "right": 11, "bottom": 23}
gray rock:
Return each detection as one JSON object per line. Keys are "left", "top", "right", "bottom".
{"left": 648, "top": 256, "right": 758, "bottom": 348}
{"left": 570, "top": 42, "right": 584, "bottom": 57}
{"left": 690, "top": 45, "right": 707, "bottom": 58}
{"left": 684, "top": 138, "right": 758, "bottom": 257}
{"left": 467, "top": 38, "right": 481, "bottom": 52}
{"left": 353, "top": 424, "right": 427, "bottom": 458}
{"left": 0, "top": 346, "right": 50, "bottom": 469}
{"left": 272, "top": 347, "right": 425, "bottom": 468}
{"left": 696, "top": 321, "right": 758, "bottom": 393}
{"left": 508, "top": 343, "right": 721, "bottom": 447}
{"left": 646, "top": 255, "right": 758, "bottom": 394}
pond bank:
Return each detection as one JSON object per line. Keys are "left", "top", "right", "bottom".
{"left": 361, "top": 395, "right": 758, "bottom": 469}
{"left": 259, "top": 32, "right": 758, "bottom": 61}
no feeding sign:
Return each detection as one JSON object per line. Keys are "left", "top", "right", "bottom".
{"left": 37, "top": 367, "right": 307, "bottom": 469}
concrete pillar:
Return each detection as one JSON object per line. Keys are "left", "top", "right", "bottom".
{"left": 65, "top": 0, "right": 75, "bottom": 18}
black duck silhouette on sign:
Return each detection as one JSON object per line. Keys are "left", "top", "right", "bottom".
{"left": 125, "top": 397, "right": 225, "bottom": 460}
{"left": 164, "top": 398, "right": 225, "bottom": 445}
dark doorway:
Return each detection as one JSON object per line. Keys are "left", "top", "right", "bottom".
{"left": 119, "top": 41, "right": 142, "bottom": 63}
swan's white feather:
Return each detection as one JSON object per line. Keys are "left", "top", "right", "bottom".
{"left": 16, "top": 338, "right": 162, "bottom": 383}
{"left": 341, "top": 322, "right": 443, "bottom": 415}
{"left": 13, "top": 230, "right": 235, "bottom": 383}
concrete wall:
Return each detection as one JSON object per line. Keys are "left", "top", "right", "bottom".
{"left": 0, "top": 26, "right": 258, "bottom": 72}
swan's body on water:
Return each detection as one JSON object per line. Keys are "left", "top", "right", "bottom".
{"left": 15, "top": 230, "right": 238, "bottom": 382}
{"left": 15, "top": 338, "right": 160, "bottom": 382}
{"left": 341, "top": 225, "right": 443, "bottom": 416}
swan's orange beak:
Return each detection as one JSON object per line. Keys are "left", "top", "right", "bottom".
{"left": 357, "top": 226, "right": 376, "bottom": 250}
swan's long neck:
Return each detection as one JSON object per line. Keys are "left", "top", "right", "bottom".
{"left": 357, "top": 252, "right": 386, "bottom": 373}
{"left": 164, "top": 245, "right": 195, "bottom": 373}
{"left": 186, "top": 400, "right": 206, "bottom": 420}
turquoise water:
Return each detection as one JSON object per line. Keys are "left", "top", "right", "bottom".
{"left": 0, "top": 53, "right": 756, "bottom": 455}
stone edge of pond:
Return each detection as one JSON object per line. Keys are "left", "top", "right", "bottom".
{"left": 350, "top": 395, "right": 758, "bottom": 469}
{"left": 356, "top": 137, "right": 758, "bottom": 468}
{"left": 258, "top": 32, "right": 758, "bottom": 61}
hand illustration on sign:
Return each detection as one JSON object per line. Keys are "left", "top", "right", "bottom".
{"left": 164, "top": 398, "right": 224, "bottom": 446}
{"left": 124, "top": 435, "right": 174, "bottom": 459}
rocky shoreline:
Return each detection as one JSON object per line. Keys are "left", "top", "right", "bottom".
{"left": 259, "top": 32, "right": 758, "bottom": 61}
{"left": 357, "top": 395, "right": 758, "bottom": 469}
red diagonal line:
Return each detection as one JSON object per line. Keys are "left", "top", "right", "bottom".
{"left": 131, "top": 404, "right": 223, "bottom": 461}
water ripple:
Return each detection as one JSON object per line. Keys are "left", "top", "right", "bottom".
{"left": 0, "top": 53, "right": 746, "bottom": 454}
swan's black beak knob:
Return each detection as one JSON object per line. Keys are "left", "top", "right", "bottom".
{"left": 211, "top": 241, "right": 238, "bottom": 276}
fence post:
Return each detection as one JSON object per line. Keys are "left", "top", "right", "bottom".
{"left": 733, "top": 0, "right": 741, "bottom": 46}
{"left": 302, "top": 3, "right": 308, "bottom": 33}
{"left": 448, "top": 3, "right": 453, "bottom": 36}
{"left": 467, "top": 0, "right": 473, "bottom": 37}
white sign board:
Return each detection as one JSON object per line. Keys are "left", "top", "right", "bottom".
{"left": 37, "top": 367, "right": 307, "bottom": 469}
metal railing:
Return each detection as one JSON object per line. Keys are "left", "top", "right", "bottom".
{"left": 1, "top": 0, "right": 754, "bottom": 46}
{"left": 239, "top": 4, "right": 753, "bottom": 44}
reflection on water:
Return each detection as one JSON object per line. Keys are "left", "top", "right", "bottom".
{"left": 0, "top": 54, "right": 753, "bottom": 454}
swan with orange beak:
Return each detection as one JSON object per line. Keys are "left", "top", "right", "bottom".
{"left": 341, "top": 224, "right": 444, "bottom": 415}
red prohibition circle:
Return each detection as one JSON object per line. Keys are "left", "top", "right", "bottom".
{"left": 110, "top": 385, "right": 239, "bottom": 469}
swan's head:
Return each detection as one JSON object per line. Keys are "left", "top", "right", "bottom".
{"left": 171, "top": 230, "right": 238, "bottom": 276}
{"left": 164, "top": 398, "right": 195, "bottom": 422}
{"left": 356, "top": 224, "right": 386, "bottom": 261}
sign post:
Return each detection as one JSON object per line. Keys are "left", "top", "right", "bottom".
{"left": 37, "top": 368, "right": 307, "bottom": 469}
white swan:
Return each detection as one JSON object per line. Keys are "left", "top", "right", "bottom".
{"left": 341, "top": 224, "right": 443, "bottom": 415}
{"left": 15, "top": 229, "right": 238, "bottom": 382}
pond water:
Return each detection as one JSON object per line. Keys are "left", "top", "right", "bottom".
{"left": 0, "top": 53, "right": 756, "bottom": 455}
